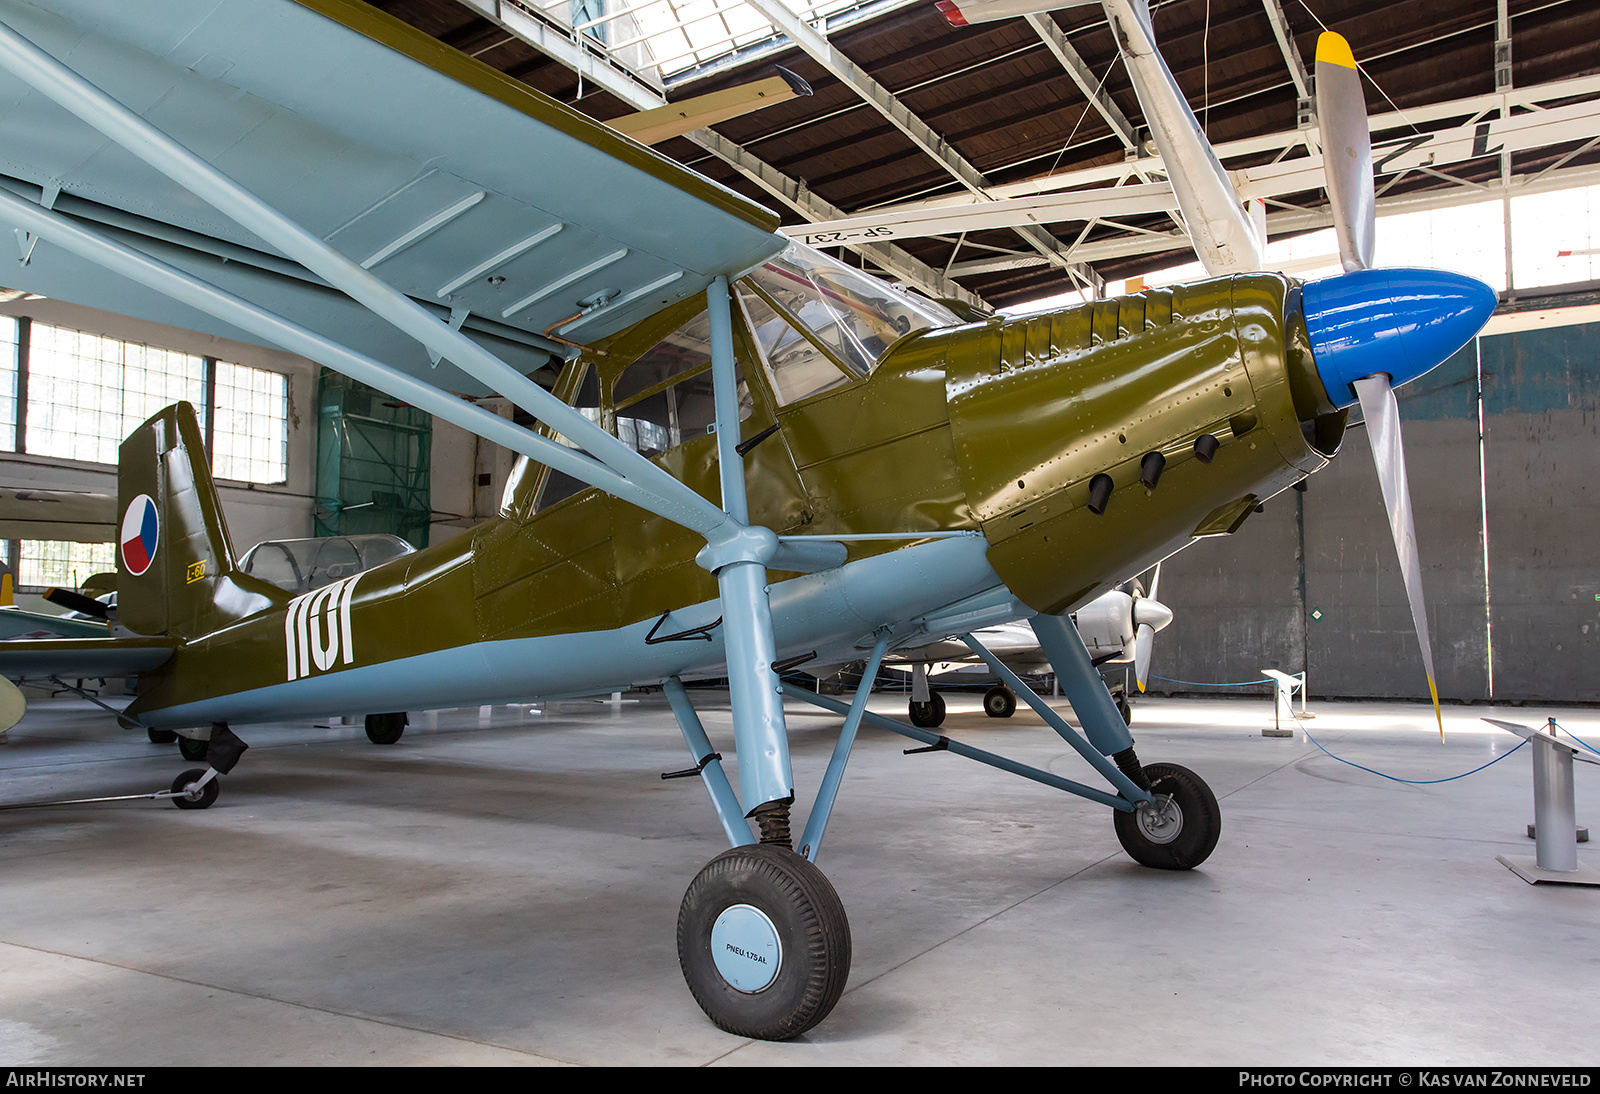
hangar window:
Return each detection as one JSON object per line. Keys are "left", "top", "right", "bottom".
{"left": 13, "top": 539, "right": 114, "bottom": 591}
{"left": 212, "top": 362, "right": 289, "bottom": 485}
{"left": 26, "top": 324, "right": 206, "bottom": 465}
{"left": 0, "top": 319, "right": 291, "bottom": 484}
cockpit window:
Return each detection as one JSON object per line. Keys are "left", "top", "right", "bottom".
{"left": 613, "top": 309, "right": 751, "bottom": 459}
{"left": 737, "top": 284, "right": 854, "bottom": 406}
{"left": 744, "top": 242, "right": 961, "bottom": 378}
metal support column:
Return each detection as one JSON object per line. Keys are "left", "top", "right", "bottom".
{"left": 797, "top": 631, "right": 891, "bottom": 862}
{"left": 663, "top": 676, "right": 754, "bottom": 848}
{"left": 1026, "top": 613, "right": 1137, "bottom": 757}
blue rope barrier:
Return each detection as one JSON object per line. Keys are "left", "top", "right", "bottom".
{"left": 1149, "top": 675, "right": 1273, "bottom": 688}
{"left": 1301, "top": 725, "right": 1527, "bottom": 784}
{"left": 1550, "top": 719, "right": 1600, "bottom": 758}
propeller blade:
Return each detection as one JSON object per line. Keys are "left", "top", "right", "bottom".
{"left": 1353, "top": 374, "right": 1443, "bottom": 738}
{"left": 1315, "top": 31, "right": 1376, "bottom": 272}
{"left": 1146, "top": 561, "right": 1161, "bottom": 603}
{"left": 1134, "top": 624, "right": 1155, "bottom": 692}
{"left": 1129, "top": 592, "right": 1172, "bottom": 693}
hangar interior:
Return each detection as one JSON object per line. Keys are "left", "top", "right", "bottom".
{"left": 0, "top": 0, "right": 1597, "bottom": 1066}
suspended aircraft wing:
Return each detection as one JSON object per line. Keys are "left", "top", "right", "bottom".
{"left": 0, "top": 606, "right": 108, "bottom": 640}
{"left": 0, "top": 0, "right": 787, "bottom": 393}
{"left": 0, "top": 487, "right": 115, "bottom": 541}
{"left": 0, "top": 635, "right": 175, "bottom": 678}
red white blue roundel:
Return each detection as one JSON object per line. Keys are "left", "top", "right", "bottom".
{"left": 120, "top": 494, "right": 159, "bottom": 576}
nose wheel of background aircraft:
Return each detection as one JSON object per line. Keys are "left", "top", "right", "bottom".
{"left": 677, "top": 844, "right": 851, "bottom": 1040}
{"left": 983, "top": 685, "right": 1017, "bottom": 718}
{"left": 364, "top": 712, "right": 407, "bottom": 745}
{"left": 907, "top": 691, "right": 945, "bottom": 728}
{"left": 1113, "top": 763, "right": 1221, "bottom": 870}
{"left": 169, "top": 768, "right": 219, "bottom": 810}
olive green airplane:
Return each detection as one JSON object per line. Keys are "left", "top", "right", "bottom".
{"left": 0, "top": 0, "right": 1495, "bottom": 1039}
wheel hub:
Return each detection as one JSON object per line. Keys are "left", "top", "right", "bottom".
{"left": 710, "top": 903, "right": 782, "bottom": 992}
{"left": 1134, "top": 794, "right": 1183, "bottom": 844}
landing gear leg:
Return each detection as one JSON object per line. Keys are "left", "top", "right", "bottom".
{"left": 908, "top": 661, "right": 945, "bottom": 727}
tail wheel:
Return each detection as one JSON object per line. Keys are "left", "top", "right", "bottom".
{"left": 677, "top": 844, "right": 851, "bottom": 1040}
{"left": 365, "top": 712, "right": 408, "bottom": 745}
{"left": 908, "top": 691, "right": 945, "bottom": 728}
{"left": 982, "top": 685, "right": 1016, "bottom": 719}
{"left": 170, "top": 769, "right": 218, "bottom": 810}
{"left": 177, "top": 736, "right": 208, "bottom": 762}
{"left": 1113, "top": 762, "right": 1220, "bottom": 870}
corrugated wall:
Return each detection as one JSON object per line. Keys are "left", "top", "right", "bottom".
{"left": 1150, "top": 322, "right": 1597, "bottom": 703}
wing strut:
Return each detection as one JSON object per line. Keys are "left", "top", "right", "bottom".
{"left": 0, "top": 16, "right": 730, "bottom": 540}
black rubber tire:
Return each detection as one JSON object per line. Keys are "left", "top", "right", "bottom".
{"left": 170, "top": 769, "right": 219, "bottom": 810}
{"left": 365, "top": 712, "right": 407, "bottom": 745}
{"left": 1113, "top": 762, "right": 1221, "bottom": 870}
{"left": 1115, "top": 693, "right": 1133, "bottom": 726}
{"left": 147, "top": 727, "right": 177, "bottom": 744}
{"left": 678, "top": 844, "right": 851, "bottom": 1041}
{"left": 983, "top": 685, "right": 1017, "bottom": 719}
{"left": 908, "top": 691, "right": 945, "bottom": 729}
{"left": 177, "top": 736, "right": 208, "bottom": 762}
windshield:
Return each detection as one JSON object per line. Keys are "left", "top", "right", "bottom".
{"left": 746, "top": 243, "right": 961, "bottom": 376}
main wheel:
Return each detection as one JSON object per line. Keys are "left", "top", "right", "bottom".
{"left": 983, "top": 685, "right": 1017, "bottom": 719}
{"left": 1115, "top": 692, "right": 1133, "bottom": 725}
{"left": 365, "top": 712, "right": 407, "bottom": 745}
{"left": 170, "top": 769, "right": 219, "bottom": 810}
{"left": 177, "top": 736, "right": 208, "bottom": 762}
{"left": 908, "top": 690, "right": 945, "bottom": 728}
{"left": 147, "top": 727, "right": 177, "bottom": 744}
{"left": 677, "top": 844, "right": 851, "bottom": 1040}
{"left": 1113, "top": 762, "right": 1220, "bottom": 870}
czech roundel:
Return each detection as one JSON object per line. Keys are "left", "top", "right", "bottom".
{"left": 120, "top": 494, "right": 159, "bottom": 577}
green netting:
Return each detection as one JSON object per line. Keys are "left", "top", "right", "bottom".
{"left": 314, "top": 369, "right": 431, "bottom": 548}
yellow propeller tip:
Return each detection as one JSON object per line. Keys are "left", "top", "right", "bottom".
{"left": 1137, "top": 681, "right": 1146, "bottom": 693}
{"left": 1427, "top": 675, "right": 1444, "bottom": 741}
{"left": 1316, "top": 31, "right": 1357, "bottom": 70}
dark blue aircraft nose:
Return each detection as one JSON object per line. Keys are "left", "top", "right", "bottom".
{"left": 1301, "top": 268, "right": 1498, "bottom": 408}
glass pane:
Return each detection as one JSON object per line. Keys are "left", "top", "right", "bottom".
{"left": 614, "top": 309, "right": 714, "bottom": 404}
{"left": 744, "top": 242, "right": 961, "bottom": 378}
{"left": 214, "top": 361, "right": 289, "bottom": 484}
{"left": 25, "top": 323, "right": 204, "bottom": 465}
{"left": 737, "top": 284, "right": 852, "bottom": 406}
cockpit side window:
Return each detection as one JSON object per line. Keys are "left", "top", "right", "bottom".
{"left": 530, "top": 361, "right": 601, "bottom": 513}
{"left": 743, "top": 242, "right": 962, "bottom": 382}
{"left": 613, "top": 309, "right": 751, "bottom": 459}
{"left": 736, "top": 282, "right": 855, "bottom": 406}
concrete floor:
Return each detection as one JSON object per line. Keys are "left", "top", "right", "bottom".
{"left": 0, "top": 687, "right": 1596, "bottom": 1066}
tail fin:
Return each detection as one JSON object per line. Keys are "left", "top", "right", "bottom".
{"left": 117, "top": 402, "right": 268, "bottom": 637}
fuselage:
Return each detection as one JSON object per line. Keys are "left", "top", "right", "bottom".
{"left": 129, "top": 271, "right": 1342, "bottom": 729}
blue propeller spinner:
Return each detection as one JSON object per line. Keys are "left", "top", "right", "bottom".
{"left": 1302, "top": 267, "right": 1498, "bottom": 407}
